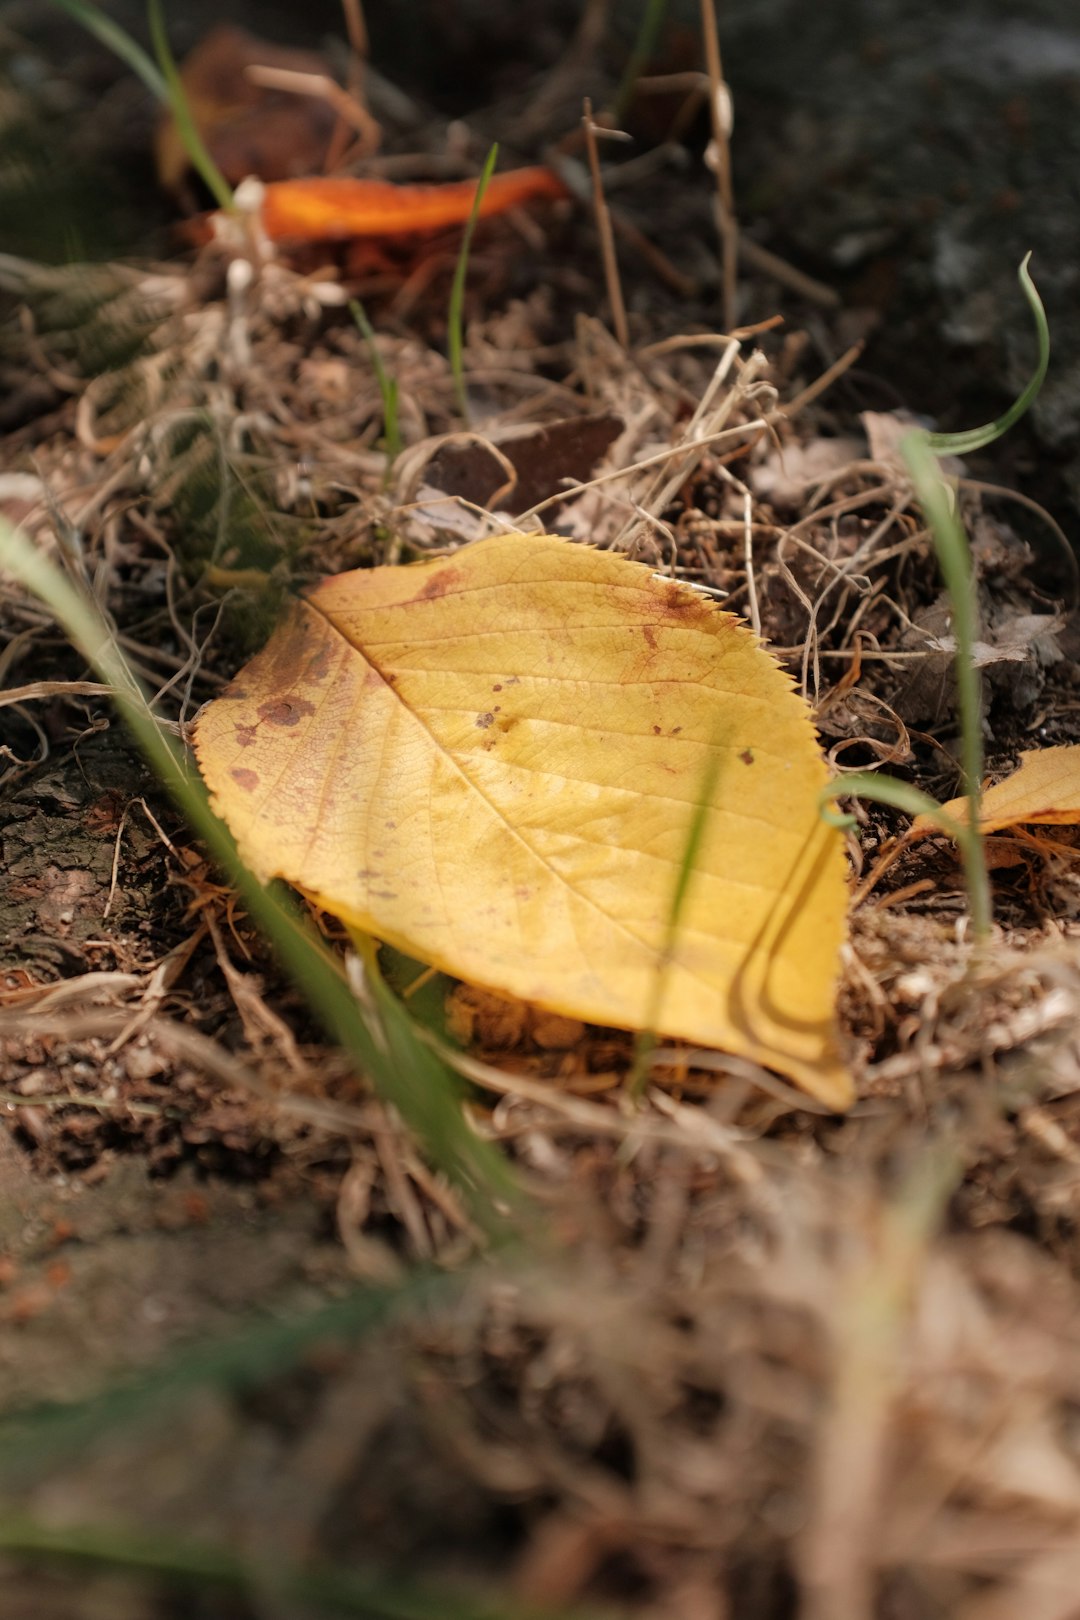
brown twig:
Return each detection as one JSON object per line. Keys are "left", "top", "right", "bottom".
{"left": 582, "top": 100, "right": 630, "bottom": 349}
{"left": 329, "top": 0, "right": 375, "bottom": 169}
{"left": 700, "top": 0, "right": 738, "bottom": 329}
{"left": 339, "top": 0, "right": 368, "bottom": 56}
{"left": 544, "top": 148, "right": 698, "bottom": 299}
{"left": 244, "top": 65, "right": 381, "bottom": 160}
{"left": 739, "top": 237, "right": 841, "bottom": 309}
{"left": 775, "top": 342, "right": 864, "bottom": 421}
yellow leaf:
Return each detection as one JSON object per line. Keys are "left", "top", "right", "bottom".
{"left": 920, "top": 746, "right": 1080, "bottom": 835}
{"left": 194, "top": 533, "right": 851, "bottom": 1108}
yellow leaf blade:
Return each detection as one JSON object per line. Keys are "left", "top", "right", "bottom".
{"left": 918, "top": 746, "right": 1080, "bottom": 836}
{"left": 194, "top": 533, "right": 851, "bottom": 1108}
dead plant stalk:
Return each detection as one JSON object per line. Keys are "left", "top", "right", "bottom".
{"left": 700, "top": 0, "right": 737, "bottom": 330}
{"left": 582, "top": 99, "right": 630, "bottom": 350}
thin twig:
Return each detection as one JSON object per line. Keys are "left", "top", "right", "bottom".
{"left": 635, "top": 320, "right": 784, "bottom": 360}
{"left": 700, "top": 0, "right": 737, "bottom": 328}
{"left": 244, "top": 66, "right": 381, "bottom": 158}
{"left": 515, "top": 417, "right": 768, "bottom": 525}
{"left": 0, "top": 679, "right": 113, "bottom": 709}
{"left": 742, "top": 490, "right": 761, "bottom": 637}
{"left": 544, "top": 148, "right": 698, "bottom": 298}
{"left": 773, "top": 342, "right": 863, "bottom": 421}
{"left": 339, "top": 0, "right": 368, "bottom": 56}
{"left": 514, "top": 0, "right": 611, "bottom": 139}
{"left": 582, "top": 99, "right": 630, "bottom": 349}
{"left": 738, "top": 236, "right": 840, "bottom": 309}
{"left": 328, "top": 0, "right": 374, "bottom": 169}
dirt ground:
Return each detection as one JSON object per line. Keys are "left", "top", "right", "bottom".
{"left": 4, "top": 8, "right": 1080, "bottom": 1620}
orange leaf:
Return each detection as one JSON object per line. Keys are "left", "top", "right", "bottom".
{"left": 914, "top": 746, "right": 1080, "bottom": 835}
{"left": 257, "top": 168, "right": 566, "bottom": 244}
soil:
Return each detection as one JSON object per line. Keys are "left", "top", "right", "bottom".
{"left": 4, "top": 7, "right": 1080, "bottom": 1620}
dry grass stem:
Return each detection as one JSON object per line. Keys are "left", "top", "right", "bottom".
{"left": 339, "top": 0, "right": 369, "bottom": 57}
{"left": 2, "top": 105, "right": 1078, "bottom": 1620}
{"left": 739, "top": 234, "right": 842, "bottom": 308}
{"left": 699, "top": 0, "right": 738, "bottom": 328}
{"left": 244, "top": 65, "right": 381, "bottom": 158}
{"left": 581, "top": 99, "right": 630, "bottom": 350}
{"left": 515, "top": 415, "right": 768, "bottom": 525}
{"left": 742, "top": 489, "right": 761, "bottom": 636}
{"left": 546, "top": 148, "right": 699, "bottom": 298}
{"left": 778, "top": 340, "right": 865, "bottom": 418}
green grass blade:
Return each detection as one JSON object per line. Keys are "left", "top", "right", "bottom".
{"left": 47, "top": 0, "right": 167, "bottom": 102}
{"left": 448, "top": 144, "right": 499, "bottom": 424}
{"left": 147, "top": 0, "right": 235, "bottom": 212}
{"left": 816, "top": 256, "right": 1052, "bottom": 940}
{"left": 818, "top": 773, "right": 967, "bottom": 838}
{"left": 818, "top": 449, "right": 992, "bottom": 941}
{"left": 925, "top": 254, "right": 1048, "bottom": 455}
{"left": 350, "top": 298, "right": 404, "bottom": 468}
{"left": 0, "top": 517, "right": 519, "bottom": 1228}
{"left": 901, "top": 432, "right": 991, "bottom": 938}
{"left": 628, "top": 728, "right": 726, "bottom": 1097}
{"left": 614, "top": 0, "right": 670, "bottom": 121}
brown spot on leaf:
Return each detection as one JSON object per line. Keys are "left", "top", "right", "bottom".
{"left": 414, "top": 566, "right": 462, "bottom": 601}
{"left": 653, "top": 725, "right": 662, "bottom": 735}
{"left": 230, "top": 767, "right": 260, "bottom": 792}
{"left": 305, "top": 647, "right": 332, "bottom": 681}
{"left": 257, "top": 695, "right": 315, "bottom": 727}
{"left": 661, "top": 583, "right": 702, "bottom": 619}
{"left": 476, "top": 712, "right": 496, "bottom": 730}
{"left": 643, "top": 625, "right": 658, "bottom": 650}
{"left": 740, "top": 748, "right": 755, "bottom": 765}
{"left": 492, "top": 683, "right": 502, "bottom": 692}
{"left": 235, "top": 724, "right": 258, "bottom": 748}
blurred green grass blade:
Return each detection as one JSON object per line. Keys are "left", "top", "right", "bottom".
{"left": 349, "top": 933, "right": 524, "bottom": 1214}
{"left": 0, "top": 1279, "right": 424, "bottom": 1476}
{"left": 449, "top": 144, "right": 499, "bottom": 424}
{"left": 47, "top": 0, "right": 167, "bottom": 102}
{"left": 925, "top": 255, "right": 1048, "bottom": 455}
{"left": 44, "top": 0, "right": 234, "bottom": 212}
{"left": 615, "top": 0, "right": 670, "bottom": 121}
{"left": 147, "top": 0, "right": 235, "bottom": 212}
{"left": 0, "top": 517, "right": 520, "bottom": 1228}
{"left": 0, "top": 1518, "right": 608, "bottom": 1620}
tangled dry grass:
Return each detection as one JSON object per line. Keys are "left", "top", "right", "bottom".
{"left": 3, "top": 207, "right": 1080, "bottom": 1620}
